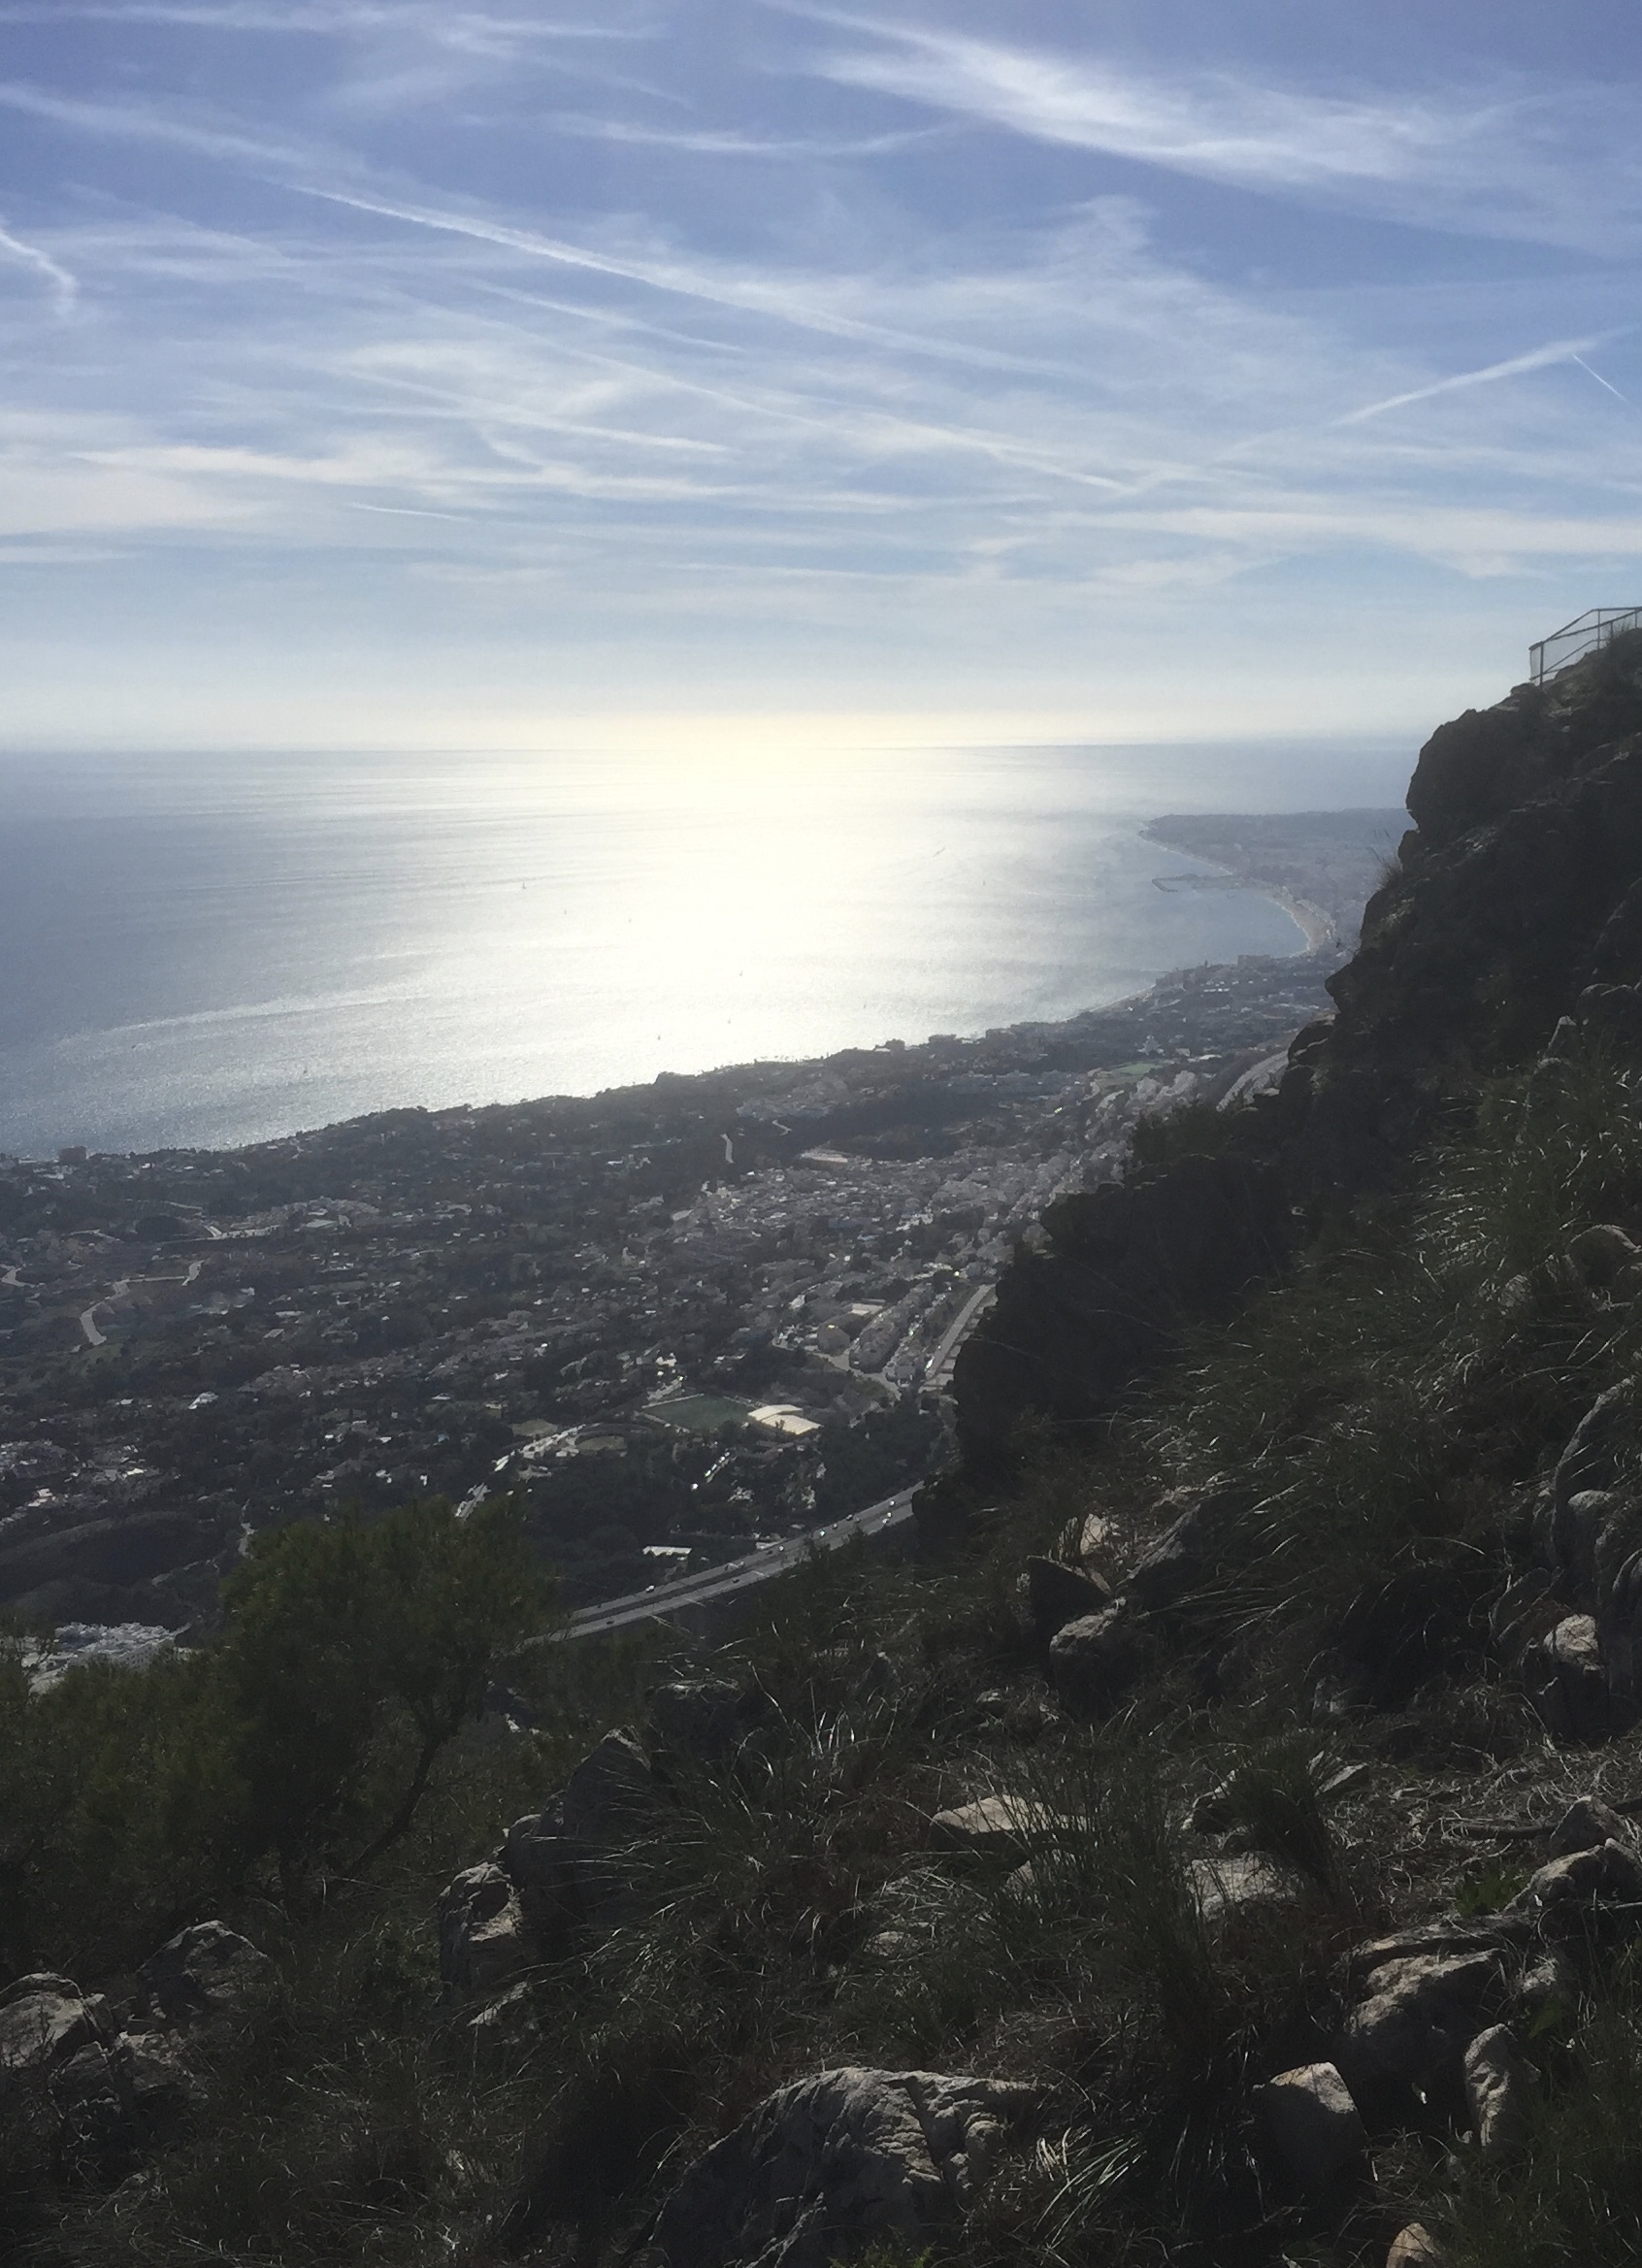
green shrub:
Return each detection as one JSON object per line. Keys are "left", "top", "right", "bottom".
{"left": 0, "top": 1496, "right": 557, "bottom": 1976}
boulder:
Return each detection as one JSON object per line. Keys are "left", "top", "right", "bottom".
{"left": 1057, "top": 1512, "right": 1113, "bottom": 1570}
{"left": 652, "top": 2066, "right": 1036, "bottom": 2268}
{"left": 109, "top": 2027, "right": 194, "bottom": 2142}
{"left": 1342, "top": 1919, "right": 1530, "bottom": 1988}
{"left": 1594, "top": 1502, "right": 1642, "bottom": 1618}
{"left": 927, "top": 1795, "right": 1054, "bottom": 1860}
{"left": 1048, "top": 1603, "right": 1146, "bottom": 1718}
{"left": 1190, "top": 1853, "right": 1304, "bottom": 1926}
{"left": 1527, "top": 1615, "right": 1609, "bottom": 1743}
{"left": 1386, "top": 2226, "right": 1445, "bottom": 2267}
{"left": 501, "top": 1809, "right": 586, "bottom": 1944}
{"left": 1252, "top": 2062, "right": 1366, "bottom": 2199}
{"left": 138, "top": 1922, "right": 271, "bottom": 2034}
{"left": 1335, "top": 1951, "right": 1505, "bottom": 2097}
{"left": 437, "top": 1863, "right": 533, "bottom": 1999}
{"left": 1599, "top": 1547, "right": 1642, "bottom": 1706}
{"left": 1506, "top": 1835, "right": 1642, "bottom": 1932}
{"left": 1548, "top": 1793, "right": 1631, "bottom": 1856}
{"left": 561, "top": 1727, "right": 656, "bottom": 1843}
{"left": 1122, "top": 1497, "right": 1225, "bottom": 1614}
{"left": 1016, "top": 1556, "right": 1110, "bottom": 1648}
{"left": 1516, "top": 1945, "right": 1578, "bottom": 2021}
{"left": 0, "top": 1977, "right": 189, "bottom": 2176}
{"left": 1543, "top": 1387, "right": 1635, "bottom": 1599}
{"left": 0, "top": 1975, "right": 109, "bottom": 2093}
{"left": 1463, "top": 2024, "right": 1527, "bottom": 2157}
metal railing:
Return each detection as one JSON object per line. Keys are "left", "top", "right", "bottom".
{"left": 1529, "top": 607, "right": 1642, "bottom": 685}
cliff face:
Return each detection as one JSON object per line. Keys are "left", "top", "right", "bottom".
{"left": 1303, "top": 636, "right": 1642, "bottom": 1197}
{"left": 953, "top": 632, "right": 1642, "bottom": 1471}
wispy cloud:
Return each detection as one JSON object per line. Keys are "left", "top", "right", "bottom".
{"left": 293, "top": 181, "right": 1102, "bottom": 379}
{"left": 8, "top": 0, "right": 1642, "bottom": 735}
{"left": 548, "top": 115, "right": 955, "bottom": 160}
{"left": 0, "top": 4, "right": 639, "bottom": 37}
{"left": 0, "top": 79, "right": 328, "bottom": 172}
{"left": 796, "top": 10, "right": 1631, "bottom": 248}
{"left": 0, "top": 216, "right": 76, "bottom": 312}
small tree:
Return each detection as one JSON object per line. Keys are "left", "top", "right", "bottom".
{"left": 223, "top": 1496, "right": 553, "bottom": 1886}
{"left": 348, "top": 1496, "right": 552, "bottom": 1869}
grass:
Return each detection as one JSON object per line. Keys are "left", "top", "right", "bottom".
{"left": 1123, "top": 1041, "right": 1642, "bottom": 1697}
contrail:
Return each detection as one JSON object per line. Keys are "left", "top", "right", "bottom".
{"left": 1335, "top": 331, "right": 1630, "bottom": 426}
{"left": 1572, "top": 353, "right": 1630, "bottom": 405}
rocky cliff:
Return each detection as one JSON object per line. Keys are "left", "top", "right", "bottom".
{"left": 953, "top": 630, "right": 1642, "bottom": 1471}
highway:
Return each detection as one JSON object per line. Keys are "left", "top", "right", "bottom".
{"left": 562, "top": 1486, "right": 918, "bottom": 1640}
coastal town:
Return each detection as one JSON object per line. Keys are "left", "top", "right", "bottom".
{"left": 0, "top": 809, "right": 1399, "bottom": 1629}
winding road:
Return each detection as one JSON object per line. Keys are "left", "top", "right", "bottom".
{"left": 80, "top": 1257, "right": 204, "bottom": 1347}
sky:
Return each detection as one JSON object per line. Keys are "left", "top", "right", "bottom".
{"left": 4, "top": 0, "right": 1642, "bottom": 752}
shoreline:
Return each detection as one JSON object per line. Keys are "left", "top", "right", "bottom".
{"left": 4, "top": 805, "right": 1396, "bottom": 1166}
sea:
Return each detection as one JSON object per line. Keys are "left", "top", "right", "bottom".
{"left": 0, "top": 738, "right": 1413, "bottom": 1160}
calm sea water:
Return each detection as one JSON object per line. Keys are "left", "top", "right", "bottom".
{"left": 0, "top": 740, "right": 1412, "bottom": 1157}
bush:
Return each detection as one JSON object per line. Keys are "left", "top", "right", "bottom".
{"left": 0, "top": 1496, "right": 556, "bottom": 1975}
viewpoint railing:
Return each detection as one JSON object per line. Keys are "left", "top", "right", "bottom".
{"left": 1530, "top": 608, "right": 1642, "bottom": 685}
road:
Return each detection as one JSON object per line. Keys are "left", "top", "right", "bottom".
{"left": 79, "top": 1257, "right": 206, "bottom": 1347}
{"left": 922, "top": 1279, "right": 997, "bottom": 1389}
{"left": 562, "top": 1486, "right": 918, "bottom": 1640}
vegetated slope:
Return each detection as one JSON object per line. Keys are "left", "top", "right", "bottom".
{"left": 16, "top": 641, "right": 1642, "bottom": 2268}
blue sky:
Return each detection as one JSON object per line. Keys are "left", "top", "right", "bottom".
{"left": 4, "top": 0, "right": 1642, "bottom": 750}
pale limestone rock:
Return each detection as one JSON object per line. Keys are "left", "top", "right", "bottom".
{"left": 927, "top": 1794, "right": 1053, "bottom": 1859}
{"left": 1016, "top": 1556, "right": 1109, "bottom": 1647}
{"left": 1386, "top": 2224, "right": 1445, "bottom": 2267}
{"left": 0, "top": 1976, "right": 107, "bottom": 2091}
{"left": 1335, "top": 1951, "right": 1502, "bottom": 2090}
{"left": 1463, "top": 2024, "right": 1528, "bottom": 2157}
{"left": 1190, "top": 1853, "right": 1303, "bottom": 1925}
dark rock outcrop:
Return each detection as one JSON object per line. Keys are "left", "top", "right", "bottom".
{"left": 1015, "top": 1555, "right": 1109, "bottom": 1647}
{"left": 438, "top": 1864, "right": 533, "bottom": 2000}
{"left": 1253, "top": 2062, "right": 1367, "bottom": 2199}
{"left": 137, "top": 1922, "right": 271, "bottom": 2034}
{"left": 952, "top": 635, "right": 1642, "bottom": 1465}
{"left": 652, "top": 2067, "right": 1037, "bottom": 2268}
{"left": 955, "top": 1152, "right": 1289, "bottom": 1470}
